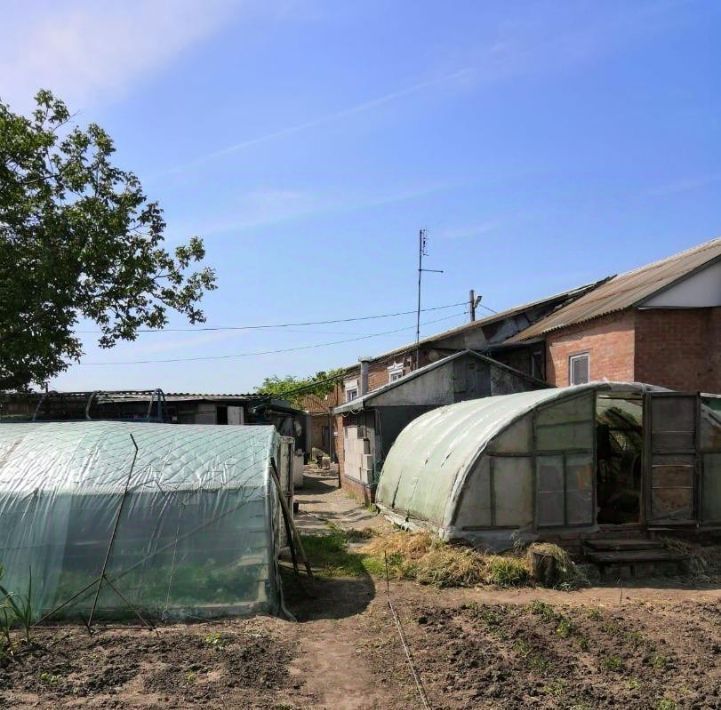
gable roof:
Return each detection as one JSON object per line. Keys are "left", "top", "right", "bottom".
{"left": 334, "top": 349, "right": 548, "bottom": 414}
{"left": 510, "top": 237, "right": 721, "bottom": 342}
{"left": 342, "top": 282, "right": 598, "bottom": 372}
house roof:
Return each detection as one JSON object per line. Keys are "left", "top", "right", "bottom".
{"left": 509, "top": 237, "right": 721, "bottom": 342}
{"left": 334, "top": 349, "right": 548, "bottom": 414}
{"left": 343, "top": 282, "right": 598, "bottom": 371}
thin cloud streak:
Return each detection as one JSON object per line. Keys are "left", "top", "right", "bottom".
{"left": 172, "top": 181, "right": 461, "bottom": 237}
{"left": 644, "top": 173, "right": 721, "bottom": 197}
{"left": 158, "top": 66, "right": 475, "bottom": 177}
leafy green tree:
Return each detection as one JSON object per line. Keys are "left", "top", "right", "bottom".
{"left": 0, "top": 90, "right": 216, "bottom": 390}
{"left": 256, "top": 369, "right": 346, "bottom": 408}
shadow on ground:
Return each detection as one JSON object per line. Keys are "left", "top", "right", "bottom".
{"left": 282, "top": 570, "right": 376, "bottom": 622}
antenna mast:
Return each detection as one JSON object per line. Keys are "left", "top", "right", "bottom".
{"left": 415, "top": 229, "right": 443, "bottom": 369}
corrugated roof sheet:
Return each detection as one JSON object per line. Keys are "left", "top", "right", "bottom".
{"left": 510, "top": 237, "right": 721, "bottom": 342}
{"left": 342, "top": 283, "right": 599, "bottom": 370}
{"left": 334, "top": 349, "right": 547, "bottom": 414}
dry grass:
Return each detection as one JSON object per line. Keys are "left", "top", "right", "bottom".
{"left": 360, "top": 531, "right": 532, "bottom": 588}
{"left": 526, "top": 542, "right": 588, "bottom": 589}
{"left": 658, "top": 538, "right": 721, "bottom": 578}
{"left": 362, "top": 530, "right": 435, "bottom": 560}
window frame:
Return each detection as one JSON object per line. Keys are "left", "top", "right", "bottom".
{"left": 568, "top": 352, "right": 590, "bottom": 386}
{"left": 387, "top": 362, "right": 404, "bottom": 383}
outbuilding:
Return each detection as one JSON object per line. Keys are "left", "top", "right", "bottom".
{"left": 377, "top": 382, "right": 721, "bottom": 549}
{"left": 334, "top": 350, "right": 546, "bottom": 502}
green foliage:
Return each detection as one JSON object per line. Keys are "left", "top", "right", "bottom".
{"left": 255, "top": 369, "right": 346, "bottom": 408}
{"left": 601, "top": 655, "right": 624, "bottom": 672}
{"left": 39, "top": 672, "right": 62, "bottom": 686}
{"left": 529, "top": 600, "right": 558, "bottom": 622}
{"left": 299, "top": 532, "right": 368, "bottom": 577}
{"left": 651, "top": 653, "right": 669, "bottom": 670}
{"left": 203, "top": 632, "right": 226, "bottom": 650}
{"left": 587, "top": 607, "right": 603, "bottom": 621}
{"left": 0, "top": 567, "right": 33, "bottom": 643}
{"left": 556, "top": 617, "right": 575, "bottom": 639}
{"left": 0, "top": 90, "right": 216, "bottom": 389}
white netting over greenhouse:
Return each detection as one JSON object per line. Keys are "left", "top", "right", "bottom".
{"left": 0, "top": 422, "right": 285, "bottom": 621}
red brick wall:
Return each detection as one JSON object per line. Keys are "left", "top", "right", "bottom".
{"left": 546, "top": 311, "right": 636, "bottom": 387}
{"left": 635, "top": 308, "right": 721, "bottom": 391}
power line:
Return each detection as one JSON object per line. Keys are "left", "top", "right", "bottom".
{"left": 76, "top": 301, "right": 468, "bottom": 334}
{"left": 78, "top": 311, "right": 466, "bottom": 366}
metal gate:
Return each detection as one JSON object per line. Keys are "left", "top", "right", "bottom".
{"left": 644, "top": 392, "right": 698, "bottom": 525}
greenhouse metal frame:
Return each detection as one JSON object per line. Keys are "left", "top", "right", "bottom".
{"left": 377, "top": 382, "right": 721, "bottom": 549}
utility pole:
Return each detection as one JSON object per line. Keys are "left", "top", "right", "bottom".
{"left": 415, "top": 229, "right": 443, "bottom": 369}
{"left": 469, "top": 290, "right": 481, "bottom": 322}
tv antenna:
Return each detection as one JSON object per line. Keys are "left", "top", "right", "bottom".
{"left": 415, "top": 229, "right": 444, "bottom": 369}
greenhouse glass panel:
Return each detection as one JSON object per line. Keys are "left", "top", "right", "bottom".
{"left": 492, "top": 457, "right": 533, "bottom": 527}
{"left": 566, "top": 453, "right": 594, "bottom": 525}
{"left": 536, "top": 456, "right": 564, "bottom": 527}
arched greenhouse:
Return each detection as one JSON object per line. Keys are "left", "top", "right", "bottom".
{"left": 377, "top": 383, "right": 721, "bottom": 548}
{"left": 0, "top": 422, "right": 288, "bottom": 621}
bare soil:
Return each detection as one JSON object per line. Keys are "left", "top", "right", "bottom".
{"left": 3, "top": 468, "right": 721, "bottom": 709}
{"left": 389, "top": 596, "right": 721, "bottom": 708}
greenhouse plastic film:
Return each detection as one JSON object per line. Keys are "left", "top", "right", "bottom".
{"left": 0, "top": 422, "right": 284, "bottom": 620}
{"left": 376, "top": 382, "right": 664, "bottom": 541}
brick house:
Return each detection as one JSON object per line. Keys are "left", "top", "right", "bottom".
{"left": 507, "top": 237, "right": 721, "bottom": 392}
{"left": 332, "top": 286, "right": 594, "bottom": 495}
{"left": 338, "top": 281, "right": 596, "bottom": 403}
{"left": 332, "top": 236, "right": 721, "bottom": 496}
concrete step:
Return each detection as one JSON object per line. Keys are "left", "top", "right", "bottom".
{"left": 584, "top": 538, "right": 663, "bottom": 552}
{"left": 585, "top": 548, "right": 687, "bottom": 565}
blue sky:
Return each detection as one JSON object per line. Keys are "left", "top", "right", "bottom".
{"left": 2, "top": 0, "right": 719, "bottom": 393}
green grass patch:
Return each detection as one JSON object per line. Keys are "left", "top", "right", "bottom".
{"left": 651, "top": 653, "right": 669, "bottom": 670}
{"left": 300, "top": 532, "right": 369, "bottom": 577}
{"left": 556, "top": 617, "right": 575, "bottom": 639}
{"left": 601, "top": 655, "right": 624, "bottom": 672}
{"left": 529, "top": 600, "right": 558, "bottom": 622}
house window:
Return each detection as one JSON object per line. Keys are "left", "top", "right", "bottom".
{"left": 387, "top": 362, "right": 404, "bottom": 383}
{"left": 569, "top": 353, "right": 590, "bottom": 385}
{"left": 344, "top": 378, "right": 359, "bottom": 402}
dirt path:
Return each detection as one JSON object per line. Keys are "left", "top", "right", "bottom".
{"left": 293, "top": 466, "right": 389, "bottom": 535}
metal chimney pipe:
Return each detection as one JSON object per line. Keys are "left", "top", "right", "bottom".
{"left": 359, "top": 357, "right": 370, "bottom": 395}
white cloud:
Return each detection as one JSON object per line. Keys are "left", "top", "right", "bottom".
{"left": 0, "top": 0, "right": 242, "bottom": 111}
{"left": 435, "top": 221, "right": 502, "bottom": 241}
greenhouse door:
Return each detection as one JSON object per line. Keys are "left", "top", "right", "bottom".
{"left": 644, "top": 392, "right": 698, "bottom": 525}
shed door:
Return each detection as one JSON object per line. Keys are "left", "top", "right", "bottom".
{"left": 645, "top": 392, "right": 698, "bottom": 524}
